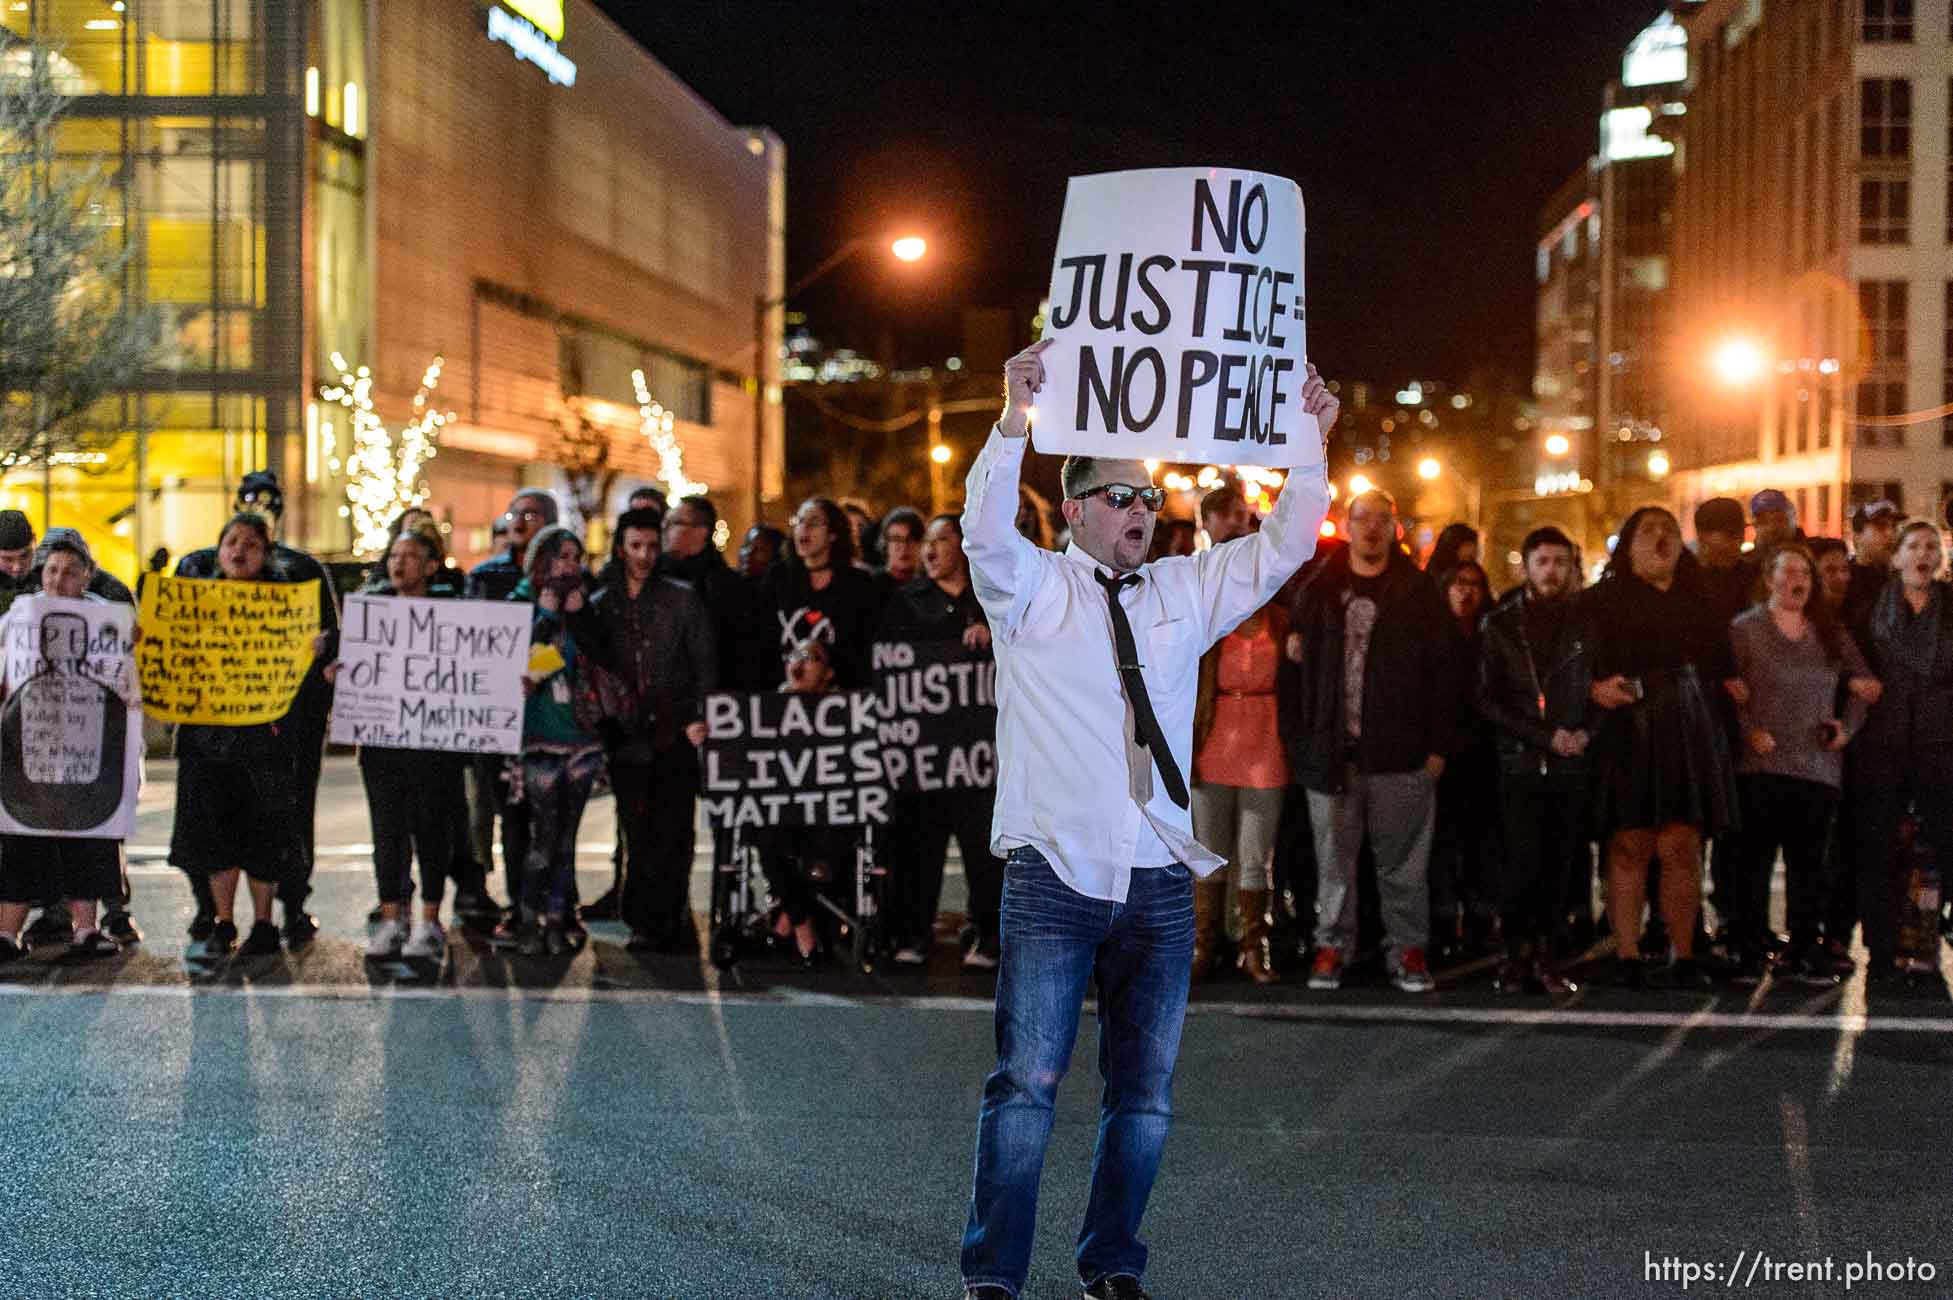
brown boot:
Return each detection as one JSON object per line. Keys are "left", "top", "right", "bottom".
{"left": 1190, "top": 881, "right": 1226, "bottom": 979}
{"left": 1236, "top": 888, "right": 1279, "bottom": 984}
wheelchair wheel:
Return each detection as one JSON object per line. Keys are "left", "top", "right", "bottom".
{"left": 710, "top": 928, "right": 740, "bottom": 971}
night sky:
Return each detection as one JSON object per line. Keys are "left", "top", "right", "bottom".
{"left": 594, "top": 0, "right": 1666, "bottom": 387}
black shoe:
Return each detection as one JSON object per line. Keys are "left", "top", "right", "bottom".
{"left": 578, "top": 888, "right": 621, "bottom": 922}
{"left": 63, "top": 929, "right": 122, "bottom": 962}
{"left": 366, "top": 904, "right": 385, "bottom": 924}
{"left": 0, "top": 935, "right": 23, "bottom": 964}
{"left": 1730, "top": 955, "right": 1766, "bottom": 987}
{"left": 238, "top": 921, "right": 283, "bottom": 958}
{"left": 451, "top": 890, "right": 503, "bottom": 922}
{"left": 1084, "top": 1276, "right": 1153, "bottom": 1300}
{"left": 206, "top": 920, "right": 239, "bottom": 957}
{"left": 281, "top": 911, "right": 319, "bottom": 947}
{"left": 103, "top": 910, "right": 142, "bottom": 945}
{"left": 188, "top": 909, "right": 216, "bottom": 942}
{"left": 1612, "top": 956, "right": 1657, "bottom": 989}
{"left": 24, "top": 910, "right": 72, "bottom": 947}
{"left": 1493, "top": 957, "right": 1526, "bottom": 994}
{"left": 1528, "top": 960, "right": 1578, "bottom": 996}
{"left": 515, "top": 922, "right": 547, "bottom": 957}
{"left": 561, "top": 914, "right": 588, "bottom": 951}
{"left": 964, "top": 1288, "right": 1013, "bottom": 1300}
{"left": 542, "top": 920, "right": 572, "bottom": 957}
{"left": 1669, "top": 957, "right": 1715, "bottom": 991}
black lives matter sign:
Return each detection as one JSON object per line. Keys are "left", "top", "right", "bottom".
{"left": 870, "top": 640, "right": 996, "bottom": 794}
{"left": 1029, "top": 167, "right": 1319, "bottom": 468}
{"left": 700, "top": 690, "right": 891, "bottom": 829}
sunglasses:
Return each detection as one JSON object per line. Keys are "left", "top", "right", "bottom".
{"left": 1072, "top": 483, "right": 1167, "bottom": 512}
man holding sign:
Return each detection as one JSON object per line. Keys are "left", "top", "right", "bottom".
{"left": 958, "top": 166, "right": 1334, "bottom": 1300}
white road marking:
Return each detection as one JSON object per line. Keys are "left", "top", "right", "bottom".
{"left": 2, "top": 981, "right": 1948, "bottom": 1033}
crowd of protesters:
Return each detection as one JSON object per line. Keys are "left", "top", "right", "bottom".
{"left": 0, "top": 457, "right": 1946, "bottom": 999}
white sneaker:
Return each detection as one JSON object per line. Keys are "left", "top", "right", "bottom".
{"left": 892, "top": 945, "right": 928, "bottom": 966}
{"left": 961, "top": 941, "right": 999, "bottom": 971}
{"left": 365, "top": 918, "right": 404, "bottom": 959}
{"left": 401, "top": 919, "right": 445, "bottom": 961}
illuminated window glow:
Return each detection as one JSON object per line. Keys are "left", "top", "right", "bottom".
{"left": 1622, "top": 12, "right": 1687, "bottom": 88}
{"left": 1602, "top": 107, "right": 1674, "bottom": 163}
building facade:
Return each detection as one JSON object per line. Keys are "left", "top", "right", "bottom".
{"left": 1530, "top": 10, "right": 1688, "bottom": 561}
{"left": 1, "top": 0, "right": 782, "bottom": 580}
{"left": 1662, "top": 0, "right": 1953, "bottom": 536}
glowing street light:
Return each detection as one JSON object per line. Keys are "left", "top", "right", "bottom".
{"left": 1711, "top": 337, "right": 1767, "bottom": 387}
{"left": 891, "top": 236, "right": 928, "bottom": 262}
{"left": 929, "top": 443, "right": 953, "bottom": 465}
{"left": 1417, "top": 457, "right": 1442, "bottom": 481}
{"left": 1647, "top": 449, "right": 1670, "bottom": 478}
{"left": 1349, "top": 473, "right": 1374, "bottom": 496}
{"left": 1543, "top": 433, "right": 1571, "bottom": 457}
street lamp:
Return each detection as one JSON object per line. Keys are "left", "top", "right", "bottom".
{"left": 753, "top": 233, "right": 929, "bottom": 521}
{"left": 1417, "top": 457, "right": 1441, "bottom": 481}
{"left": 1711, "top": 337, "right": 1767, "bottom": 387}
{"left": 929, "top": 443, "right": 952, "bottom": 464}
{"left": 1348, "top": 473, "right": 1374, "bottom": 497}
{"left": 1543, "top": 433, "right": 1571, "bottom": 457}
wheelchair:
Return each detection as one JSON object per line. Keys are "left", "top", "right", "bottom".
{"left": 707, "top": 823, "right": 892, "bottom": 972}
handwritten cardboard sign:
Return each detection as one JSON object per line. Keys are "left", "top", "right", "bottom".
{"left": 869, "top": 640, "right": 997, "bottom": 794}
{"left": 330, "top": 594, "right": 529, "bottom": 753}
{"left": 699, "top": 690, "right": 890, "bottom": 829}
{"left": 1030, "top": 167, "right": 1319, "bottom": 468}
{"left": 137, "top": 576, "right": 320, "bottom": 725}
{"left": 0, "top": 595, "right": 142, "bottom": 838}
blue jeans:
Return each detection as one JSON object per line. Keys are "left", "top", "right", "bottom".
{"left": 960, "top": 847, "right": 1194, "bottom": 1296}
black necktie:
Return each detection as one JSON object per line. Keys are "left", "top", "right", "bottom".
{"left": 1094, "top": 570, "right": 1190, "bottom": 809}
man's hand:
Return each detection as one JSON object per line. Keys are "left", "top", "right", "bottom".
{"left": 1746, "top": 727, "right": 1777, "bottom": 756}
{"left": 1821, "top": 719, "right": 1849, "bottom": 751}
{"left": 1285, "top": 632, "right": 1304, "bottom": 665}
{"left": 563, "top": 588, "right": 585, "bottom": 615}
{"left": 1723, "top": 678, "right": 1750, "bottom": 707}
{"left": 999, "top": 339, "right": 1055, "bottom": 439}
{"left": 1300, "top": 363, "right": 1340, "bottom": 449}
{"left": 1423, "top": 754, "right": 1446, "bottom": 781}
{"left": 1549, "top": 728, "right": 1588, "bottom": 758}
{"left": 1590, "top": 675, "right": 1637, "bottom": 710}
{"left": 686, "top": 721, "right": 707, "bottom": 747}
{"left": 537, "top": 588, "right": 561, "bottom": 614}
{"left": 962, "top": 623, "right": 992, "bottom": 652}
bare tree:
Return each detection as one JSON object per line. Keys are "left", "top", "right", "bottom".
{"left": 0, "top": 35, "right": 159, "bottom": 469}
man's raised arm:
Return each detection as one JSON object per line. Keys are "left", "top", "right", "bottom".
{"left": 961, "top": 340, "right": 1056, "bottom": 641}
{"left": 1185, "top": 363, "right": 1339, "bottom": 644}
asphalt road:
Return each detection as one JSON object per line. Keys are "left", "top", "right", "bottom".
{"left": 3, "top": 760, "right": 1950, "bottom": 1298}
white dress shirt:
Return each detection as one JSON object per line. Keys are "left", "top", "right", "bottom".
{"left": 961, "top": 427, "right": 1330, "bottom": 902}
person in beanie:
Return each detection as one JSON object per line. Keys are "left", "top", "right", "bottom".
{"left": 508, "top": 524, "right": 602, "bottom": 956}
{"left": 0, "top": 530, "right": 131, "bottom": 964}
{"left": 167, "top": 514, "right": 313, "bottom": 960}
{"left": 173, "top": 471, "right": 339, "bottom": 947}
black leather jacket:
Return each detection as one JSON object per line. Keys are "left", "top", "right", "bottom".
{"left": 1476, "top": 587, "right": 1597, "bottom": 778}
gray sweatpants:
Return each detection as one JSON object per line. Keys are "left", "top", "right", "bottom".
{"left": 1307, "top": 765, "right": 1436, "bottom": 964}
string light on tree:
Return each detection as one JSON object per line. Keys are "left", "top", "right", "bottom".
{"left": 320, "top": 351, "right": 451, "bottom": 556}
{"left": 632, "top": 367, "right": 707, "bottom": 499}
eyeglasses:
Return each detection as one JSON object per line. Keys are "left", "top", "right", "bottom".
{"left": 506, "top": 508, "right": 545, "bottom": 523}
{"left": 1072, "top": 483, "right": 1166, "bottom": 513}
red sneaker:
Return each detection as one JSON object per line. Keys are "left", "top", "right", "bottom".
{"left": 1306, "top": 946, "right": 1343, "bottom": 990}
{"left": 1392, "top": 946, "right": 1435, "bottom": 993}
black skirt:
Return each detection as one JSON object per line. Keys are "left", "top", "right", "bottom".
{"left": 1590, "top": 665, "right": 1740, "bottom": 837}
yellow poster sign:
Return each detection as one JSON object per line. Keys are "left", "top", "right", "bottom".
{"left": 500, "top": 0, "right": 563, "bottom": 41}
{"left": 137, "top": 577, "right": 321, "bottom": 725}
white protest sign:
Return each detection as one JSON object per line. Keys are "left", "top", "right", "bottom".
{"left": 330, "top": 594, "right": 530, "bottom": 754}
{"left": 1030, "top": 167, "right": 1317, "bottom": 467}
{"left": 0, "top": 595, "right": 142, "bottom": 839}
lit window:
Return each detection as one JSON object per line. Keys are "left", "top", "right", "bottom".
{"left": 1858, "top": 177, "right": 1909, "bottom": 244}
{"left": 1859, "top": 79, "right": 1911, "bottom": 160}
{"left": 1861, "top": 0, "right": 1913, "bottom": 42}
